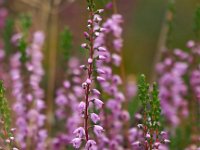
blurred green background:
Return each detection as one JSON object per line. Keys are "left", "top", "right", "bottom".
{"left": 9, "top": 0, "right": 200, "bottom": 79}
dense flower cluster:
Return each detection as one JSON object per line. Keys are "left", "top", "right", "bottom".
{"left": 52, "top": 57, "right": 84, "bottom": 149}
{"left": 0, "top": 0, "right": 199, "bottom": 149}
{"left": 10, "top": 31, "right": 47, "bottom": 150}
{"left": 71, "top": 1, "right": 106, "bottom": 149}
{"left": 157, "top": 41, "right": 200, "bottom": 128}
{"left": 156, "top": 49, "right": 189, "bottom": 127}
{"left": 93, "top": 13, "right": 137, "bottom": 149}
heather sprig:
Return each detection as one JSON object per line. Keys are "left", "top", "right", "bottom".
{"left": 150, "top": 83, "right": 161, "bottom": 135}
{"left": 133, "top": 74, "right": 169, "bottom": 149}
{"left": 93, "top": 11, "right": 136, "bottom": 148}
{"left": 0, "top": 81, "right": 18, "bottom": 149}
{"left": 52, "top": 57, "right": 83, "bottom": 149}
{"left": 10, "top": 31, "right": 47, "bottom": 150}
{"left": 72, "top": 0, "right": 105, "bottom": 149}
{"left": 138, "top": 74, "right": 150, "bottom": 117}
{"left": 0, "top": 81, "right": 11, "bottom": 133}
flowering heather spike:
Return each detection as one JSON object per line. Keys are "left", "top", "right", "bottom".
{"left": 157, "top": 51, "right": 189, "bottom": 127}
{"left": 72, "top": 0, "right": 105, "bottom": 148}
{"left": 53, "top": 57, "right": 84, "bottom": 149}
{"left": 10, "top": 31, "right": 47, "bottom": 149}
{"left": 93, "top": 11, "right": 137, "bottom": 149}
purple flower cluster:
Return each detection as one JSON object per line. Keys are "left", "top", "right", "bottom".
{"left": 52, "top": 57, "right": 84, "bottom": 149}
{"left": 156, "top": 50, "right": 189, "bottom": 127}
{"left": 71, "top": 6, "right": 105, "bottom": 149}
{"left": 10, "top": 31, "right": 47, "bottom": 149}
{"left": 157, "top": 40, "right": 200, "bottom": 130}
{"left": 92, "top": 14, "right": 135, "bottom": 149}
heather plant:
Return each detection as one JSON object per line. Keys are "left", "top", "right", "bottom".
{"left": 0, "top": 81, "right": 18, "bottom": 150}
{"left": 52, "top": 56, "right": 84, "bottom": 149}
{"left": 9, "top": 15, "right": 47, "bottom": 149}
{"left": 132, "top": 74, "right": 169, "bottom": 150}
{"left": 0, "top": 0, "right": 200, "bottom": 150}
{"left": 71, "top": 0, "right": 106, "bottom": 149}
{"left": 156, "top": 4, "right": 200, "bottom": 150}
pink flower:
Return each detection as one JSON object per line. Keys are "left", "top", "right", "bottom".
{"left": 55, "top": 94, "right": 68, "bottom": 106}
{"left": 88, "top": 58, "right": 93, "bottom": 64}
{"left": 132, "top": 141, "right": 141, "bottom": 147}
{"left": 112, "top": 53, "right": 121, "bottom": 66}
{"left": 73, "top": 127, "right": 85, "bottom": 138}
{"left": 93, "top": 98, "right": 104, "bottom": 109}
{"left": 91, "top": 89, "right": 101, "bottom": 96}
{"left": 78, "top": 101, "right": 86, "bottom": 116}
{"left": 85, "top": 140, "right": 97, "bottom": 150}
{"left": 93, "top": 125, "right": 104, "bottom": 137}
{"left": 71, "top": 138, "right": 82, "bottom": 148}
{"left": 90, "top": 113, "right": 100, "bottom": 124}
{"left": 97, "top": 76, "right": 106, "bottom": 82}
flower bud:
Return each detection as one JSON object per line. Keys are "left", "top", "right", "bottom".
{"left": 97, "top": 76, "right": 106, "bottom": 82}
{"left": 88, "top": 58, "right": 93, "bottom": 64}
{"left": 98, "top": 47, "right": 107, "bottom": 52}
{"left": 73, "top": 127, "right": 85, "bottom": 138}
{"left": 80, "top": 65, "right": 88, "bottom": 70}
{"left": 93, "top": 125, "right": 104, "bottom": 136}
{"left": 92, "top": 98, "right": 104, "bottom": 109}
{"left": 81, "top": 43, "right": 89, "bottom": 49}
{"left": 91, "top": 113, "right": 100, "bottom": 124}
{"left": 91, "top": 89, "right": 101, "bottom": 96}
{"left": 95, "top": 9, "right": 104, "bottom": 14}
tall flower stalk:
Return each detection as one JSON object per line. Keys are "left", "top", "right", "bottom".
{"left": 10, "top": 18, "right": 47, "bottom": 149}
{"left": 72, "top": 0, "right": 105, "bottom": 149}
{"left": 52, "top": 57, "right": 84, "bottom": 149}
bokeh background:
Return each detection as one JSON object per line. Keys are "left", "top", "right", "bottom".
{"left": 1, "top": 0, "right": 199, "bottom": 149}
{"left": 8, "top": 0, "right": 200, "bottom": 81}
